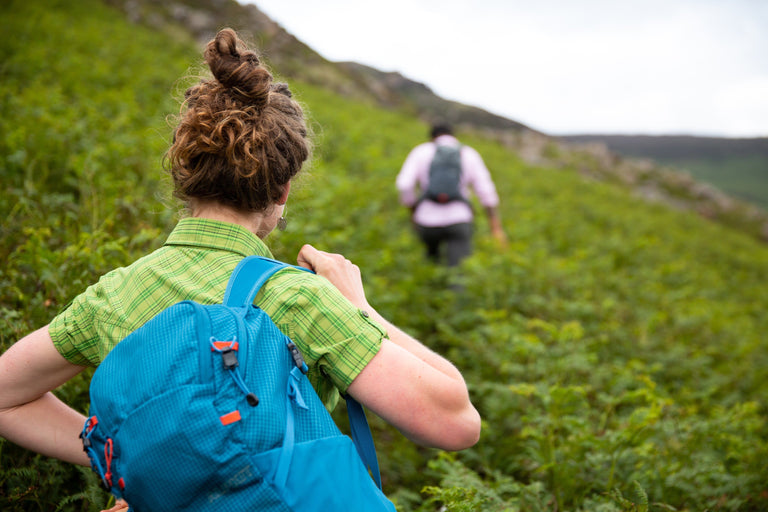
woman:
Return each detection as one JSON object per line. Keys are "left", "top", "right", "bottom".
{"left": 0, "top": 28, "right": 480, "bottom": 508}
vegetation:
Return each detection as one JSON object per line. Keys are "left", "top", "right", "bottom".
{"left": 2, "top": 1, "right": 767, "bottom": 510}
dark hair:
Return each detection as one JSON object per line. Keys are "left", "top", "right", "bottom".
{"left": 430, "top": 123, "right": 453, "bottom": 139}
{"left": 166, "top": 28, "right": 311, "bottom": 212}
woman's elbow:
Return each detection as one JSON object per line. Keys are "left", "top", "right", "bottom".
{"left": 439, "top": 405, "right": 482, "bottom": 451}
{"left": 425, "top": 380, "right": 482, "bottom": 450}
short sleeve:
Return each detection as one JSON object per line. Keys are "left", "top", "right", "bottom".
{"left": 48, "top": 288, "right": 103, "bottom": 367}
{"left": 257, "top": 270, "right": 386, "bottom": 393}
{"left": 48, "top": 268, "right": 136, "bottom": 367}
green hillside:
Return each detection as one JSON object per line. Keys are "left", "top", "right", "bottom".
{"left": 2, "top": 1, "right": 767, "bottom": 511}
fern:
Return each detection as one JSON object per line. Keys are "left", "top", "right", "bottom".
{"left": 2, "top": 1, "right": 767, "bottom": 511}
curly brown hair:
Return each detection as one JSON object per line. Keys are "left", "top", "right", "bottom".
{"left": 167, "top": 28, "right": 310, "bottom": 212}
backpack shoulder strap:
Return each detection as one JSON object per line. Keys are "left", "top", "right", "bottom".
{"left": 223, "top": 255, "right": 386, "bottom": 489}
{"left": 223, "top": 256, "right": 310, "bottom": 307}
{"left": 346, "top": 394, "right": 384, "bottom": 488}
{"left": 432, "top": 142, "right": 462, "bottom": 157}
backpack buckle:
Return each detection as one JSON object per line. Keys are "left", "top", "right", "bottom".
{"left": 287, "top": 342, "right": 309, "bottom": 374}
{"left": 221, "top": 347, "right": 239, "bottom": 370}
{"left": 210, "top": 337, "right": 259, "bottom": 407}
{"left": 210, "top": 338, "right": 239, "bottom": 370}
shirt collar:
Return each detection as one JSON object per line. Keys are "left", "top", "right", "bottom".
{"left": 164, "top": 217, "right": 273, "bottom": 259}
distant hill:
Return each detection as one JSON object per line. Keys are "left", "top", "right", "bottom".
{"left": 104, "top": 0, "right": 535, "bottom": 135}
{"left": 336, "top": 61, "right": 532, "bottom": 132}
{"left": 558, "top": 135, "right": 768, "bottom": 210}
{"left": 557, "top": 134, "right": 768, "bottom": 161}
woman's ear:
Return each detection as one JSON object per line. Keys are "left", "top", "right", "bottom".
{"left": 277, "top": 181, "right": 291, "bottom": 205}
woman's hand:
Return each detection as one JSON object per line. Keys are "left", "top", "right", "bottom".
{"left": 101, "top": 499, "right": 129, "bottom": 512}
{"left": 296, "top": 244, "right": 371, "bottom": 311}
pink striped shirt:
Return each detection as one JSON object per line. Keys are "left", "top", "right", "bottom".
{"left": 396, "top": 135, "right": 500, "bottom": 227}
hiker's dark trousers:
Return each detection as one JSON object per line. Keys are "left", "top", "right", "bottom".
{"left": 414, "top": 222, "right": 473, "bottom": 267}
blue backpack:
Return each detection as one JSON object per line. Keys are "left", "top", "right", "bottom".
{"left": 80, "top": 256, "right": 396, "bottom": 511}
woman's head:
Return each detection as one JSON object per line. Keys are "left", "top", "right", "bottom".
{"left": 167, "top": 28, "right": 310, "bottom": 212}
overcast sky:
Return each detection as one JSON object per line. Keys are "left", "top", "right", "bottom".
{"left": 246, "top": 0, "right": 767, "bottom": 138}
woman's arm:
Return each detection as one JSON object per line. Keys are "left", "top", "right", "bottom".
{"left": 0, "top": 325, "right": 91, "bottom": 465}
{"left": 296, "top": 244, "right": 481, "bottom": 450}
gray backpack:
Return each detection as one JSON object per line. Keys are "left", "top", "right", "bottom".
{"left": 423, "top": 144, "right": 465, "bottom": 204}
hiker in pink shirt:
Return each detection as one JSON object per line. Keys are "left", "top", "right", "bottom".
{"left": 396, "top": 123, "right": 507, "bottom": 266}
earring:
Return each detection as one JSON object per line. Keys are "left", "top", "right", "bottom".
{"left": 277, "top": 207, "right": 287, "bottom": 231}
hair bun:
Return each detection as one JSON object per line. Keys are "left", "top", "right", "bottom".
{"left": 204, "top": 28, "right": 271, "bottom": 107}
{"left": 270, "top": 82, "right": 292, "bottom": 98}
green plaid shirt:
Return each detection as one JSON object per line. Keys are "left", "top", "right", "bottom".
{"left": 49, "top": 218, "right": 385, "bottom": 407}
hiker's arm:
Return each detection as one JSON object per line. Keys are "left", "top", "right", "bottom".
{"left": 0, "top": 325, "right": 91, "bottom": 465}
{"left": 463, "top": 146, "right": 506, "bottom": 246}
{"left": 485, "top": 206, "right": 508, "bottom": 246}
{"left": 348, "top": 324, "right": 481, "bottom": 451}
{"left": 396, "top": 145, "right": 428, "bottom": 208}
{"left": 296, "top": 245, "right": 481, "bottom": 450}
